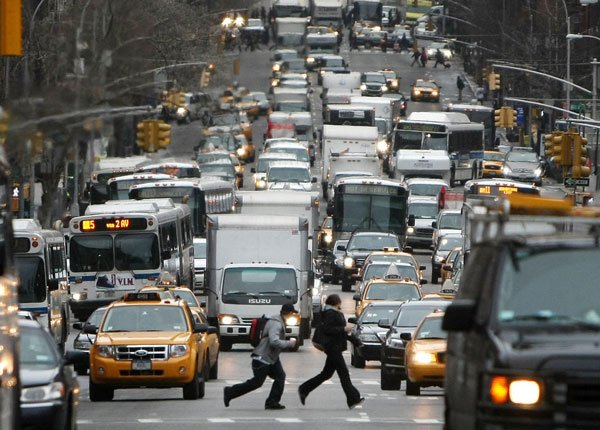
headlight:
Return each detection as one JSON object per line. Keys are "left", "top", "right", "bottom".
{"left": 311, "top": 287, "right": 320, "bottom": 296}
{"left": 21, "top": 382, "right": 65, "bottom": 403}
{"left": 237, "top": 147, "right": 246, "bottom": 157}
{"left": 489, "top": 376, "right": 542, "bottom": 405}
{"left": 381, "top": 85, "right": 388, "bottom": 92}
{"left": 302, "top": 73, "right": 307, "bottom": 79}
{"left": 360, "top": 84, "right": 367, "bottom": 91}
{"left": 412, "top": 351, "right": 436, "bottom": 364}
{"left": 323, "top": 234, "right": 333, "bottom": 244}
{"left": 391, "top": 81, "right": 398, "bottom": 87}
{"left": 343, "top": 256, "right": 354, "bottom": 269}
{"left": 503, "top": 165, "right": 512, "bottom": 175}
{"left": 219, "top": 314, "right": 239, "bottom": 325}
{"left": 272, "top": 64, "right": 281, "bottom": 72}
{"left": 169, "top": 344, "right": 189, "bottom": 358}
{"left": 431, "top": 91, "right": 438, "bottom": 96}
{"left": 97, "top": 345, "right": 114, "bottom": 358}
{"left": 320, "top": 70, "right": 326, "bottom": 76}
{"left": 307, "top": 57, "right": 315, "bottom": 63}
{"left": 177, "top": 107, "right": 187, "bottom": 116}
{"left": 74, "top": 337, "right": 91, "bottom": 350}
{"left": 358, "top": 333, "right": 379, "bottom": 342}
{"left": 255, "top": 179, "right": 267, "bottom": 189}
{"left": 534, "top": 167, "right": 543, "bottom": 177}
{"left": 413, "top": 90, "right": 421, "bottom": 95}
{"left": 271, "top": 79, "right": 279, "bottom": 87}
{"left": 285, "top": 315, "right": 300, "bottom": 326}
{"left": 377, "top": 140, "right": 388, "bottom": 153}
{"left": 72, "top": 292, "right": 87, "bottom": 301}
{"left": 407, "top": 227, "right": 415, "bottom": 235}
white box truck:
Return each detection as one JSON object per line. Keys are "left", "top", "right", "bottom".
{"left": 205, "top": 214, "right": 312, "bottom": 351}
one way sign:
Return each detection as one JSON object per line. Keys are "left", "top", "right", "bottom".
{"left": 564, "top": 177, "right": 590, "bottom": 187}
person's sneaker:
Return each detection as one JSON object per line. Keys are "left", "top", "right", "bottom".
{"left": 298, "top": 388, "right": 307, "bottom": 406}
{"left": 223, "top": 387, "right": 231, "bottom": 408}
{"left": 349, "top": 397, "right": 365, "bottom": 410}
{"left": 265, "top": 403, "right": 286, "bottom": 410}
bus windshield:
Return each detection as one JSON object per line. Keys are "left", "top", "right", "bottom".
{"left": 334, "top": 194, "right": 406, "bottom": 234}
{"left": 115, "top": 234, "right": 160, "bottom": 271}
{"left": 15, "top": 256, "right": 46, "bottom": 303}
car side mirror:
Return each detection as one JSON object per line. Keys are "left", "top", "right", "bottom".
{"left": 408, "top": 214, "right": 415, "bottom": 226}
{"left": 48, "top": 279, "right": 59, "bottom": 292}
{"left": 378, "top": 319, "right": 390, "bottom": 328}
{"left": 432, "top": 221, "right": 437, "bottom": 229}
{"left": 442, "top": 299, "right": 477, "bottom": 331}
{"left": 72, "top": 322, "right": 83, "bottom": 330}
{"left": 250, "top": 167, "right": 256, "bottom": 173}
{"left": 83, "top": 324, "right": 98, "bottom": 335}
{"left": 420, "top": 279, "right": 428, "bottom": 285}
{"left": 400, "top": 332, "right": 412, "bottom": 341}
{"left": 194, "top": 323, "right": 209, "bottom": 333}
{"left": 64, "top": 350, "right": 88, "bottom": 366}
{"left": 348, "top": 317, "right": 358, "bottom": 324}
{"left": 403, "top": 245, "right": 413, "bottom": 253}
{"left": 443, "top": 264, "right": 453, "bottom": 271}
{"left": 419, "top": 265, "right": 426, "bottom": 271}
{"left": 207, "top": 326, "right": 218, "bottom": 335}
{"left": 337, "top": 245, "right": 346, "bottom": 251}
{"left": 352, "top": 294, "right": 361, "bottom": 301}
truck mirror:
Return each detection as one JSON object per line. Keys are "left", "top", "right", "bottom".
{"left": 432, "top": 221, "right": 437, "bottom": 229}
{"left": 400, "top": 332, "right": 412, "bottom": 341}
{"left": 408, "top": 214, "right": 415, "bottom": 226}
{"left": 442, "top": 300, "right": 477, "bottom": 331}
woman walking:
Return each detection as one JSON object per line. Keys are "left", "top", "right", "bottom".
{"left": 298, "top": 294, "right": 364, "bottom": 409}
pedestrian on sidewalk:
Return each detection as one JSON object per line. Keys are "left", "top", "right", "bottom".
{"left": 410, "top": 46, "right": 420, "bottom": 66}
{"left": 419, "top": 47, "right": 428, "bottom": 67}
{"left": 223, "top": 304, "right": 298, "bottom": 410}
{"left": 298, "top": 294, "right": 364, "bottom": 410}
{"left": 475, "top": 86, "right": 485, "bottom": 105}
{"left": 456, "top": 75, "right": 465, "bottom": 101}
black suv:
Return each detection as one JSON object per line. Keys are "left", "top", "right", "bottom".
{"left": 443, "top": 230, "right": 600, "bottom": 429}
{"left": 340, "top": 232, "right": 401, "bottom": 292}
{"left": 379, "top": 300, "right": 450, "bottom": 390}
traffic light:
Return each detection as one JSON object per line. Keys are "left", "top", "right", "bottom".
{"left": 544, "top": 132, "right": 569, "bottom": 166}
{"left": 200, "top": 70, "right": 211, "bottom": 88}
{"left": 156, "top": 121, "right": 172, "bottom": 149}
{"left": 31, "top": 131, "right": 44, "bottom": 157}
{"left": 136, "top": 120, "right": 151, "bottom": 151}
{"left": 494, "top": 108, "right": 505, "bottom": 128}
{"left": 572, "top": 134, "right": 590, "bottom": 178}
{"left": 503, "top": 107, "right": 517, "bottom": 128}
{"left": 488, "top": 73, "right": 501, "bottom": 91}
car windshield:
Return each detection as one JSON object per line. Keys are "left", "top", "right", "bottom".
{"left": 20, "top": 326, "right": 59, "bottom": 367}
{"left": 409, "top": 202, "right": 439, "bottom": 219}
{"left": 437, "top": 236, "right": 463, "bottom": 251}
{"left": 365, "top": 74, "right": 386, "bottom": 84}
{"left": 395, "top": 305, "right": 447, "bottom": 327}
{"left": 417, "top": 81, "right": 437, "bottom": 89}
{"left": 324, "top": 58, "right": 344, "bottom": 67}
{"left": 497, "top": 248, "right": 600, "bottom": 327}
{"left": 438, "top": 213, "right": 462, "bottom": 229}
{"left": 15, "top": 256, "right": 46, "bottom": 303}
{"left": 284, "top": 60, "right": 305, "bottom": 71}
{"left": 222, "top": 267, "right": 298, "bottom": 304}
{"left": 364, "top": 264, "right": 418, "bottom": 283}
{"left": 212, "top": 113, "right": 238, "bottom": 126}
{"left": 88, "top": 307, "right": 107, "bottom": 327}
{"left": 484, "top": 152, "right": 505, "bottom": 161}
{"left": 201, "top": 164, "right": 234, "bottom": 176}
{"left": 365, "top": 282, "right": 420, "bottom": 301}
{"left": 415, "top": 316, "right": 447, "bottom": 339}
{"left": 102, "top": 305, "right": 188, "bottom": 332}
{"left": 369, "top": 255, "right": 415, "bottom": 266}
{"left": 172, "top": 290, "right": 199, "bottom": 308}
{"left": 277, "top": 102, "right": 306, "bottom": 112}
{"left": 360, "top": 305, "right": 401, "bottom": 324}
{"left": 506, "top": 152, "right": 537, "bottom": 163}
{"left": 268, "top": 167, "right": 310, "bottom": 182}
{"left": 193, "top": 241, "right": 206, "bottom": 258}
{"left": 409, "top": 183, "right": 445, "bottom": 196}
{"left": 349, "top": 235, "right": 399, "bottom": 251}
{"left": 268, "top": 147, "right": 309, "bottom": 162}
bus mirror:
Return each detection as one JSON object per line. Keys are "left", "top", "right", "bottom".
{"left": 48, "top": 279, "right": 59, "bottom": 291}
{"left": 161, "top": 251, "right": 172, "bottom": 260}
{"left": 408, "top": 214, "right": 415, "bottom": 226}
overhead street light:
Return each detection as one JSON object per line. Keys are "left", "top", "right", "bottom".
{"left": 566, "top": 34, "right": 600, "bottom": 120}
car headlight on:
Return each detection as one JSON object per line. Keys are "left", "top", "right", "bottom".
{"left": 381, "top": 85, "right": 388, "bottom": 92}
{"left": 431, "top": 91, "right": 439, "bottom": 96}
{"left": 489, "top": 376, "right": 542, "bottom": 405}
{"left": 169, "top": 344, "right": 189, "bottom": 358}
{"left": 534, "top": 167, "right": 543, "bottom": 177}
{"left": 272, "top": 64, "right": 281, "bottom": 72}
{"left": 358, "top": 333, "right": 379, "bottom": 342}
{"left": 271, "top": 79, "right": 279, "bottom": 87}
{"left": 406, "top": 227, "right": 415, "bottom": 235}
{"left": 237, "top": 147, "right": 246, "bottom": 157}
{"left": 377, "top": 140, "right": 389, "bottom": 153}
{"left": 413, "top": 90, "right": 421, "bottom": 95}
{"left": 307, "top": 57, "right": 315, "bottom": 63}
{"left": 219, "top": 314, "right": 240, "bottom": 325}
{"left": 21, "top": 382, "right": 65, "bottom": 403}
{"left": 311, "top": 287, "right": 320, "bottom": 296}
{"left": 412, "top": 351, "right": 436, "bottom": 364}
{"left": 72, "top": 292, "right": 87, "bottom": 301}
{"left": 302, "top": 73, "right": 307, "bottom": 79}
{"left": 503, "top": 165, "right": 512, "bottom": 175}
{"left": 360, "top": 84, "right": 367, "bottom": 91}
{"left": 177, "top": 107, "right": 187, "bottom": 116}
{"left": 255, "top": 179, "right": 267, "bottom": 189}
{"left": 343, "top": 256, "right": 355, "bottom": 269}
{"left": 323, "top": 234, "right": 333, "bottom": 244}
{"left": 320, "top": 70, "right": 326, "bottom": 77}
{"left": 285, "top": 314, "right": 300, "bottom": 326}
{"left": 97, "top": 345, "right": 114, "bottom": 358}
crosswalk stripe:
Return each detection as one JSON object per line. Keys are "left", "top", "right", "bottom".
{"left": 208, "top": 418, "right": 235, "bottom": 423}
{"left": 414, "top": 419, "right": 443, "bottom": 424}
{"left": 138, "top": 419, "right": 163, "bottom": 423}
{"left": 277, "top": 418, "right": 303, "bottom": 423}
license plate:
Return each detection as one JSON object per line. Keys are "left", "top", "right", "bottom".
{"left": 132, "top": 359, "right": 152, "bottom": 371}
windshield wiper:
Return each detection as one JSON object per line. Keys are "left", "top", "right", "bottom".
{"left": 258, "top": 291, "right": 295, "bottom": 299}
{"left": 224, "top": 291, "right": 258, "bottom": 298}
{"left": 504, "top": 314, "right": 600, "bottom": 330}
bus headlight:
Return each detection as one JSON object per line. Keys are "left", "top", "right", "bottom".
{"left": 343, "top": 257, "right": 355, "bottom": 269}
{"left": 377, "top": 140, "right": 388, "bottom": 153}
{"left": 219, "top": 314, "right": 239, "bottom": 325}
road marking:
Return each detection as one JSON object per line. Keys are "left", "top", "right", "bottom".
{"left": 347, "top": 417, "right": 370, "bottom": 422}
{"left": 138, "top": 418, "right": 163, "bottom": 423}
{"left": 208, "top": 418, "right": 235, "bottom": 423}
{"left": 361, "top": 380, "right": 379, "bottom": 385}
{"left": 414, "top": 419, "right": 443, "bottom": 424}
{"left": 276, "top": 418, "right": 303, "bottom": 423}
{"left": 77, "top": 420, "right": 93, "bottom": 424}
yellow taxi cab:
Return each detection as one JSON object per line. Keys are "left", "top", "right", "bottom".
{"left": 481, "top": 150, "right": 505, "bottom": 178}
{"left": 360, "top": 248, "right": 426, "bottom": 282}
{"left": 440, "top": 246, "right": 462, "bottom": 281}
{"left": 234, "top": 133, "right": 256, "bottom": 163}
{"left": 88, "top": 292, "right": 218, "bottom": 401}
{"left": 317, "top": 216, "right": 333, "bottom": 249}
{"left": 353, "top": 265, "right": 423, "bottom": 317}
{"left": 404, "top": 311, "right": 447, "bottom": 396}
{"left": 410, "top": 79, "right": 441, "bottom": 102}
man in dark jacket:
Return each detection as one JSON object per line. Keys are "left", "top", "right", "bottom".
{"left": 298, "top": 294, "right": 364, "bottom": 409}
{"left": 223, "top": 304, "right": 297, "bottom": 409}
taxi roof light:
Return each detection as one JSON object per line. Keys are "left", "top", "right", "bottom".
{"left": 383, "top": 247, "right": 399, "bottom": 252}
{"left": 123, "top": 292, "right": 162, "bottom": 302}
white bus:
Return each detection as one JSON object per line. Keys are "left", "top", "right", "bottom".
{"left": 13, "top": 219, "right": 70, "bottom": 349}
{"left": 88, "top": 155, "right": 149, "bottom": 205}
{"left": 129, "top": 177, "right": 235, "bottom": 237}
{"left": 393, "top": 112, "right": 485, "bottom": 186}
{"left": 136, "top": 161, "right": 201, "bottom": 178}
{"left": 273, "top": 0, "right": 310, "bottom": 17}
{"left": 107, "top": 173, "right": 175, "bottom": 200}
{"left": 67, "top": 199, "right": 193, "bottom": 321}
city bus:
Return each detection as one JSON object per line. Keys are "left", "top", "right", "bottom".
{"left": 273, "top": 0, "right": 310, "bottom": 17}
{"left": 129, "top": 177, "right": 235, "bottom": 237}
{"left": 67, "top": 199, "right": 193, "bottom": 321}
{"left": 351, "top": 0, "right": 382, "bottom": 25}
{"left": 88, "top": 155, "right": 149, "bottom": 205}
{"left": 13, "top": 219, "right": 70, "bottom": 349}
{"left": 393, "top": 112, "right": 485, "bottom": 186}
{"left": 444, "top": 103, "right": 495, "bottom": 149}
{"left": 136, "top": 161, "right": 201, "bottom": 178}
{"left": 324, "top": 104, "right": 376, "bottom": 127}
{"left": 328, "top": 176, "right": 408, "bottom": 245}
{"left": 106, "top": 173, "right": 175, "bottom": 200}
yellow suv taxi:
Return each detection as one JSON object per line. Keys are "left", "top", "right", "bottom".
{"left": 88, "top": 292, "right": 218, "bottom": 401}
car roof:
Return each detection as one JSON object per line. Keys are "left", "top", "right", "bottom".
{"left": 399, "top": 300, "right": 449, "bottom": 309}
{"left": 408, "top": 195, "right": 439, "bottom": 204}
{"left": 405, "top": 177, "right": 448, "bottom": 185}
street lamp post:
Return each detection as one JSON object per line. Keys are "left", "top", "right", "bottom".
{"left": 566, "top": 33, "right": 600, "bottom": 120}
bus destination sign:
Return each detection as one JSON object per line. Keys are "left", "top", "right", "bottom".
{"left": 397, "top": 123, "right": 446, "bottom": 133}
{"left": 343, "top": 184, "right": 399, "bottom": 195}
{"left": 80, "top": 217, "right": 148, "bottom": 232}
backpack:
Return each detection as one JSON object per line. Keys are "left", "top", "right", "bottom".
{"left": 249, "top": 315, "right": 270, "bottom": 347}
{"left": 311, "top": 322, "right": 329, "bottom": 352}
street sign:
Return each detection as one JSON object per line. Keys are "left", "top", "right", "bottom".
{"left": 564, "top": 177, "right": 590, "bottom": 187}
{"left": 516, "top": 107, "right": 525, "bottom": 127}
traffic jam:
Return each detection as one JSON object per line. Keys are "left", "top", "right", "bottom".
{"left": 2, "top": 0, "right": 600, "bottom": 429}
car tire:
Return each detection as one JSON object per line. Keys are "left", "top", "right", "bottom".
{"left": 183, "top": 362, "right": 201, "bottom": 400}
{"left": 75, "top": 365, "right": 88, "bottom": 376}
{"left": 405, "top": 379, "right": 421, "bottom": 396}
{"left": 431, "top": 268, "right": 439, "bottom": 284}
{"left": 89, "top": 379, "right": 114, "bottom": 402}
{"left": 351, "top": 346, "right": 366, "bottom": 368}
{"left": 209, "top": 355, "right": 219, "bottom": 380}
{"left": 380, "top": 368, "right": 401, "bottom": 390}
{"left": 198, "top": 359, "right": 208, "bottom": 399}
